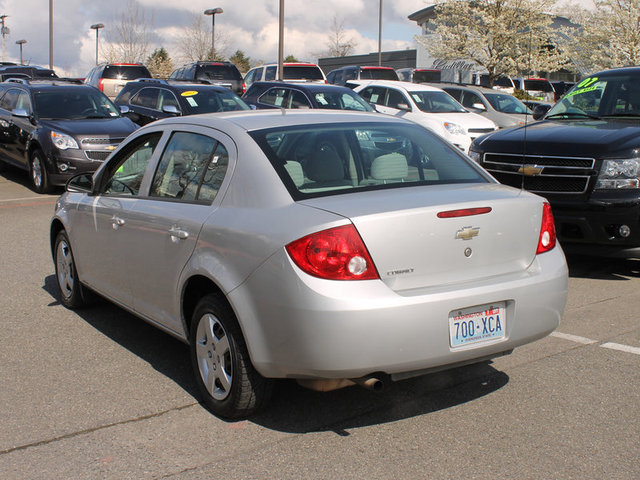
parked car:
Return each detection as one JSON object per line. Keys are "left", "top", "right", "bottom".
{"left": 473, "top": 74, "right": 518, "bottom": 94}
{"left": 326, "top": 65, "right": 399, "bottom": 85}
{"left": 0, "top": 65, "right": 57, "bottom": 79}
{"left": 168, "top": 61, "right": 245, "bottom": 95}
{"left": 0, "top": 78, "right": 138, "bottom": 193}
{"left": 354, "top": 80, "right": 497, "bottom": 152}
{"left": 242, "top": 81, "right": 373, "bottom": 111}
{"left": 114, "top": 78, "right": 250, "bottom": 126}
{"left": 243, "top": 62, "right": 326, "bottom": 88}
{"left": 435, "top": 83, "right": 532, "bottom": 129}
{"left": 84, "top": 63, "right": 152, "bottom": 100}
{"left": 50, "top": 109, "right": 568, "bottom": 419}
{"left": 512, "top": 77, "right": 556, "bottom": 103}
{"left": 396, "top": 68, "right": 442, "bottom": 84}
{"left": 470, "top": 66, "right": 640, "bottom": 257}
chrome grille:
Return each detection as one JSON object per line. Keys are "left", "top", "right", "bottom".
{"left": 81, "top": 137, "right": 125, "bottom": 145}
{"left": 482, "top": 153, "right": 596, "bottom": 194}
{"left": 85, "top": 151, "right": 111, "bottom": 161}
{"left": 468, "top": 128, "right": 495, "bottom": 134}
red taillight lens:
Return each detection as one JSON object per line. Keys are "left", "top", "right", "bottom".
{"left": 536, "top": 202, "right": 557, "bottom": 254}
{"left": 286, "top": 224, "right": 379, "bottom": 280}
{"left": 242, "top": 82, "right": 247, "bottom": 94}
{"left": 98, "top": 78, "right": 104, "bottom": 92}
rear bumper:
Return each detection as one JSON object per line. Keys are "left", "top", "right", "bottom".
{"left": 229, "top": 246, "right": 568, "bottom": 380}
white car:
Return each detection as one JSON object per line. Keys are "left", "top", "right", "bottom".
{"left": 354, "top": 80, "right": 497, "bottom": 153}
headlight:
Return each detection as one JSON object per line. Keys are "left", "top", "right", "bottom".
{"left": 444, "top": 122, "right": 466, "bottom": 136}
{"left": 595, "top": 158, "right": 640, "bottom": 189}
{"left": 468, "top": 150, "right": 482, "bottom": 163}
{"left": 51, "top": 131, "right": 79, "bottom": 150}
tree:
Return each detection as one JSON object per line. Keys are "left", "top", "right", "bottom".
{"left": 416, "top": 0, "right": 569, "bottom": 86}
{"left": 562, "top": 0, "right": 640, "bottom": 72}
{"left": 326, "top": 15, "right": 357, "bottom": 57}
{"left": 229, "top": 50, "right": 251, "bottom": 73}
{"left": 176, "top": 12, "right": 228, "bottom": 63}
{"left": 146, "top": 48, "right": 174, "bottom": 78}
{"left": 103, "top": 0, "right": 153, "bottom": 63}
{"left": 284, "top": 55, "right": 299, "bottom": 62}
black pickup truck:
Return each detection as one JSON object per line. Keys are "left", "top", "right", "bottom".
{"left": 469, "top": 66, "right": 640, "bottom": 257}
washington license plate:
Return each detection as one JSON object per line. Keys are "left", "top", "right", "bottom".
{"left": 449, "top": 302, "right": 506, "bottom": 348}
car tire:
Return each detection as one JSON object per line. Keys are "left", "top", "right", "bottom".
{"left": 54, "top": 231, "right": 90, "bottom": 309}
{"left": 30, "top": 149, "right": 52, "bottom": 194}
{"left": 189, "top": 294, "right": 273, "bottom": 419}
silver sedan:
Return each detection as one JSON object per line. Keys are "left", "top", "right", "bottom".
{"left": 50, "top": 110, "right": 568, "bottom": 419}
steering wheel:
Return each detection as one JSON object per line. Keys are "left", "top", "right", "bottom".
{"left": 109, "top": 179, "right": 135, "bottom": 195}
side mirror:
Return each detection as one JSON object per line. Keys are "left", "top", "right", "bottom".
{"left": 249, "top": 104, "right": 258, "bottom": 110}
{"left": 532, "top": 104, "right": 551, "bottom": 120}
{"left": 471, "top": 103, "right": 487, "bottom": 111}
{"left": 162, "top": 105, "right": 180, "bottom": 115}
{"left": 396, "top": 103, "right": 411, "bottom": 112}
{"left": 66, "top": 173, "right": 94, "bottom": 194}
{"left": 119, "top": 105, "right": 130, "bottom": 115}
{"left": 12, "top": 108, "right": 30, "bottom": 118}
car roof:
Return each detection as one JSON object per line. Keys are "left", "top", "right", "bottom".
{"left": 434, "top": 83, "right": 503, "bottom": 95}
{"left": 248, "top": 81, "right": 355, "bottom": 92}
{"left": 356, "top": 80, "right": 443, "bottom": 92}
{"left": 127, "top": 79, "right": 231, "bottom": 91}
{"left": 1, "top": 78, "right": 88, "bottom": 90}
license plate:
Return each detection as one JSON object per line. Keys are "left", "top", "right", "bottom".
{"left": 449, "top": 302, "right": 506, "bottom": 348}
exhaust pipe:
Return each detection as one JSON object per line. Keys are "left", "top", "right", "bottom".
{"left": 296, "top": 376, "right": 384, "bottom": 392}
{"left": 351, "top": 376, "right": 384, "bottom": 392}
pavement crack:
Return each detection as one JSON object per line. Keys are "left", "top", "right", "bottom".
{"left": 0, "top": 402, "right": 198, "bottom": 456}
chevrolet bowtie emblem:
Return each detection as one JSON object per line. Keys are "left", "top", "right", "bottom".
{"left": 105, "top": 145, "right": 117, "bottom": 151}
{"left": 518, "top": 165, "right": 544, "bottom": 176}
{"left": 456, "top": 226, "right": 480, "bottom": 240}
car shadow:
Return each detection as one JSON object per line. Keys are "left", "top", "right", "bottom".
{"left": 0, "top": 162, "right": 63, "bottom": 194}
{"left": 43, "top": 274, "right": 509, "bottom": 433}
{"left": 566, "top": 253, "right": 640, "bottom": 280}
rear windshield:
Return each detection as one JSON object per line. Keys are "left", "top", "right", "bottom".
{"left": 283, "top": 66, "right": 324, "bottom": 81}
{"left": 102, "top": 65, "right": 151, "bottom": 80}
{"left": 197, "top": 65, "right": 242, "bottom": 81}
{"left": 413, "top": 70, "right": 441, "bottom": 83}
{"left": 250, "top": 122, "right": 488, "bottom": 199}
{"left": 359, "top": 68, "right": 399, "bottom": 81}
{"left": 179, "top": 88, "right": 249, "bottom": 114}
{"left": 524, "top": 80, "right": 553, "bottom": 92}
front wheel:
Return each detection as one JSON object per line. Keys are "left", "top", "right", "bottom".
{"left": 54, "top": 231, "right": 89, "bottom": 309}
{"left": 189, "top": 294, "right": 273, "bottom": 419}
{"left": 30, "top": 150, "right": 52, "bottom": 194}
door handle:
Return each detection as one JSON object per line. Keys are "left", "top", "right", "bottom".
{"left": 111, "top": 215, "right": 125, "bottom": 229}
{"left": 168, "top": 226, "right": 189, "bottom": 240}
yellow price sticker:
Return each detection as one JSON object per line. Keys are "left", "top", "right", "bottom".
{"left": 181, "top": 91, "right": 199, "bottom": 97}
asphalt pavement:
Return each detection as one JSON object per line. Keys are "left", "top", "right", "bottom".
{"left": 0, "top": 164, "right": 638, "bottom": 479}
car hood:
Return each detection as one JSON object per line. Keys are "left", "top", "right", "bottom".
{"left": 484, "top": 111, "right": 529, "bottom": 129}
{"left": 40, "top": 117, "right": 139, "bottom": 137}
{"left": 474, "top": 118, "right": 640, "bottom": 157}
{"left": 428, "top": 111, "right": 496, "bottom": 129}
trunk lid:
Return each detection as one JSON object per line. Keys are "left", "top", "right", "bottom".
{"left": 299, "top": 183, "right": 544, "bottom": 292}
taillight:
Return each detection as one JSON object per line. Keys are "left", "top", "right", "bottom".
{"left": 98, "top": 78, "right": 104, "bottom": 92}
{"left": 286, "top": 224, "right": 379, "bottom": 280}
{"left": 536, "top": 202, "right": 557, "bottom": 254}
{"left": 242, "top": 82, "right": 246, "bottom": 94}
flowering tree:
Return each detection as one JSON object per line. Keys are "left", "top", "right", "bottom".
{"left": 416, "top": 0, "right": 569, "bottom": 85}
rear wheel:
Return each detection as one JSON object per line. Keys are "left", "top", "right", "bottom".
{"left": 30, "top": 149, "right": 51, "bottom": 194}
{"left": 54, "top": 231, "right": 89, "bottom": 309}
{"left": 189, "top": 294, "right": 273, "bottom": 419}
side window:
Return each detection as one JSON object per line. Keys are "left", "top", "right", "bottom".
{"left": 385, "top": 89, "right": 409, "bottom": 109}
{"left": 344, "top": 68, "right": 358, "bottom": 81}
{"left": 265, "top": 66, "right": 277, "bottom": 81}
{"left": 149, "top": 131, "right": 226, "bottom": 203}
{"left": 158, "top": 89, "right": 179, "bottom": 110}
{"left": 244, "top": 69, "right": 256, "bottom": 84}
{"left": 259, "top": 88, "right": 288, "bottom": 107}
{"left": 461, "top": 92, "right": 482, "bottom": 109}
{"left": 131, "top": 88, "right": 159, "bottom": 109}
{"left": 0, "top": 89, "right": 20, "bottom": 111}
{"left": 102, "top": 133, "right": 162, "bottom": 196}
{"left": 15, "top": 91, "right": 32, "bottom": 114}
{"left": 359, "top": 86, "right": 385, "bottom": 105}
{"left": 289, "top": 90, "right": 311, "bottom": 108}
{"left": 445, "top": 89, "right": 462, "bottom": 102}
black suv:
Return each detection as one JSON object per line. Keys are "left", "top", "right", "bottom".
{"left": 326, "top": 65, "right": 398, "bottom": 86}
{"left": 114, "top": 78, "right": 250, "bottom": 126}
{"left": 169, "top": 61, "right": 244, "bottom": 95}
{"left": 0, "top": 78, "right": 138, "bottom": 193}
{"left": 0, "top": 65, "right": 58, "bottom": 80}
{"left": 470, "top": 66, "right": 640, "bottom": 257}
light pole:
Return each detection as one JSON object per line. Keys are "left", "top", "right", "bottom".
{"left": 90, "top": 23, "right": 104, "bottom": 65}
{"left": 49, "top": 0, "right": 53, "bottom": 69}
{"left": 203, "top": 8, "right": 223, "bottom": 60}
{"left": 16, "top": 39, "right": 26, "bottom": 64}
{"left": 378, "top": 0, "right": 382, "bottom": 66}
{"left": 278, "top": 0, "right": 284, "bottom": 81}
{"left": 0, "top": 15, "right": 9, "bottom": 63}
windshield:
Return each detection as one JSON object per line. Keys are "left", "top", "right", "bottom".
{"left": 179, "top": 89, "right": 249, "bottom": 114}
{"left": 410, "top": 91, "right": 467, "bottom": 113}
{"left": 34, "top": 89, "right": 121, "bottom": 119}
{"left": 250, "top": 122, "right": 487, "bottom": 199}
{"left": 199, "top": 65, "right": 242, "bottom": 81}
{"left": 312, "top": 91, "right": 374, "bottom": 111}
{"left": 546, "top": 73, "right": 640, "bottom": 118}
{"left": 484, "top": 93, "right": 531, "bottom": 114}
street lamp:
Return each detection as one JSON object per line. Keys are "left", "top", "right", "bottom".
{"left": 203, "top": 7, "right": 223, "bottom": 60}
{"left": 0, "top": 15, "right": 9, "bottom": 63}
{"left": 378, "top": 0, "right": 382, "bottom": 66}
{"left": 90, "top": 23, "right": 104, "bottom": 65}
{"left": 16, "top": 39, "right": 26, "bottom": 65}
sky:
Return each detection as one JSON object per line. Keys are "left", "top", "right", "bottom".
{"left": 0, "top": 0, "right": 594, "bottom": 78}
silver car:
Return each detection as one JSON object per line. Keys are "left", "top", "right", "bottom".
{"left": 50, "top": 110, "right": 568, "bottom": 419}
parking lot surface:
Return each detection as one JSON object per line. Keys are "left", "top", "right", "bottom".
{"left": 1, "top": 166, "right": 638, "bottom": 479}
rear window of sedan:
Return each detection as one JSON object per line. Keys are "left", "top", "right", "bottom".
{"left": 250, "top": 122, "right": 489, "bottom": 199}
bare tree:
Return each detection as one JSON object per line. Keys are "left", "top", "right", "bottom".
{"left": 326, "top": 15, "right": 357, "bottom": 57}
{"left": 175, "top": 12, "right": 229, "bottom": 63}
{"left": 103, "top": 0, "right": 153, "bottom": 64}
